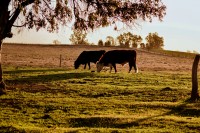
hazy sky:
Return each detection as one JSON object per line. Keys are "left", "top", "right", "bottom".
{"left": 4, "top": 0, "right": 200, "bottom": 52}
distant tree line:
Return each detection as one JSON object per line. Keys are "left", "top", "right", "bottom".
{"left": 69, "top": 30, "right": 164, "bottom": 50}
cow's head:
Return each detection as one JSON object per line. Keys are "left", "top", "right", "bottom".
{"left": 74, "top": 61, "right": 80, "bottom": 69}
{"left": 96, "top": 62, "right": 104, "bottom": 72}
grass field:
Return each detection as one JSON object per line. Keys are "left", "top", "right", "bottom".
{"left": 0, "top": 44, "right": 200, "bottom": 132}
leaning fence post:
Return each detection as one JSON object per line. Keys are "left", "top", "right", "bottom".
{"left": 191, "top": 54, "right": 200, "bottom": 101}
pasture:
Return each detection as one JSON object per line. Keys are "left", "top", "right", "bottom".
{"left": 0, "top": 44, "right": 200, "bottom": 132}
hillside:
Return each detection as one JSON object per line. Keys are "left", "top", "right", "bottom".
{"left": 1, "top": 43, "right": 197, "bottom": 72}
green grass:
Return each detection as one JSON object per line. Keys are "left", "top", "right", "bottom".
{"left": 0, "top": 66, "right": 200, "bottom": 132}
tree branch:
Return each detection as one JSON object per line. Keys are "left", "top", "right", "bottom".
{"left": 12, "top": 21, "right": 31, "bottom": 27}
{"left": 3, "top": 0, "right": 35, "bottom": 38}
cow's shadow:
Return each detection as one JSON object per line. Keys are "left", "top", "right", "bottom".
{"left": 4, "top": 68, "right": 95, "bottom": 84}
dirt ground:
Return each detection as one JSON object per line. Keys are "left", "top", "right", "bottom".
{"left": 1, "top": 44, "right": 197, "bottom": 72}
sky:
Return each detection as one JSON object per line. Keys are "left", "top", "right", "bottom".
{"left": 4, "top": 0, "right": 200, "bottom": 53}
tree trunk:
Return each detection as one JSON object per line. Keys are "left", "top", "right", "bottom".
{"left": 0, "top": 2, "right": 10, "bottom": 95}
{"left": 190, "top": 54, "right": 200, "bottom": 101}
{"left": 0, "top": 3, "right": 9, "bottom": 95}
{"left": 0, "top": 40, "right": 6, "bottom": 95}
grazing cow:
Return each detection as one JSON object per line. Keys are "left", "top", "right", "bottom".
{"left": 74, "top": 50, "right": 106, "bottom": 69}
{"left": 96, "top": 50, "right": 138, "bottom": 73}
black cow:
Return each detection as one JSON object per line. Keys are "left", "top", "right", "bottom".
{"left": 96, "top": 50, "right": 138, "bottom": 73}
{"left": 74, "top": 50, "right": 106, "bottom": 69}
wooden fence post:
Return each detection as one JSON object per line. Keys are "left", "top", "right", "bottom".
{"left": 191, "top": 54, "right": 200, "bottom": 101}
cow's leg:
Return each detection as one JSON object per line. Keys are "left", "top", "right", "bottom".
{"left": 133, "top": 57, "right": 138, "bottom": 73}
{"left": 108, "top": 63, "right": 112, "bottom": 73}
{"left": 112, "top": 63, "right": 117, "bottom": 73}
{"left": 128, "top": 62, "right": 133, "bottom": 73}
{"left": 133, "top": 63, "right": 138, "bottom": 73}
{"left": 109, "top": 66, "right": 112, "bottom": 73}
{"left": 88, "top": 62, "right": 91, "bottom": 70}
{"left": 133, "top": 60, "right": 138, "bottom": 73}
{"left": 84, "top": 64, "right": 87, "bottom": 69}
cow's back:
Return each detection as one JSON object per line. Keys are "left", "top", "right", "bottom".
{"left": 99, "top": 50, "right": 136, "bottom": 64}
{"left": 76, "top": 50, "right": 105, "bottom": 63}
{"left": 90, "top": 50, "right": 106, "bottom": 63}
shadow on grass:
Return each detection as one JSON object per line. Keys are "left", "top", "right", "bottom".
{"left": 5, "top": 71, "right": 95, "bottom": 84}
{"left": 3, "top": 68, "right": 66, "bottom": 74}
{"left": 67, "top": 100, "right": 200, "bottom": 129}
{"left": 0, "top": 126, "right": 25, "bottom": 133}
{"left": 69, "top": 117, "right": 123, "bottom": 128}
{"left": 167, "top": 100, "right": 200, "bottom": 117}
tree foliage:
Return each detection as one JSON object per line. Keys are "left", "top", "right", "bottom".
{"left": 145, "top": 32, "right": 164, "bottom": 50}
{"left": 117, "top": 32, "right": 142, "bottom": 48}
{"left": 52, "top": 39, "right": 61, "bottom": 45}
{"left": 140, "top": 43, "right": 146, "bottom": 49}
{"left": 131, "top": 34, "right": 143, "bottom": 48}
{"left": 106, "top": 36, "right": 115, "bottom": 46}
{"left": 98, "top": 39, "right": 104, "bottom": 47}
{"left": 69, "top": 30, "right": 88, "bottom": 45}
{"left": 104, "top": 41, "right": 112, "bottom": 47}
{"left": 0, "top": 0, "right": 166, "bottom": 40}
{"left": 117, "top": 34, "right": 125, "bottom": 47}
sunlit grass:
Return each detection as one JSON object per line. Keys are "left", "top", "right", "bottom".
{"left": 0, "top": 66, "right": 200, "bottom": 132}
